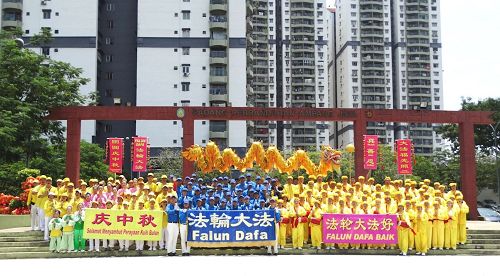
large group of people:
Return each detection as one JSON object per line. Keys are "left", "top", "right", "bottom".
{"left": 27, "top": 172, "right": 469, "bottom": 256}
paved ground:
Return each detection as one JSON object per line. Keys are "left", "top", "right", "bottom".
{"left": 0, "top": 255, "right": 497, "bottom": 276}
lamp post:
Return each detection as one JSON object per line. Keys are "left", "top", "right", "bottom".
{"left": 346, "top": 144, "right": 355, "bottom": 182}
{"left": 490, "top": 122, "right": 500, "bottom": 204}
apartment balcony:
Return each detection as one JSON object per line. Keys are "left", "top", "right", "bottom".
{"left": 210, "top": 0, "right": 228, "bottom": 13}
{"left": 210, "top": 131, "right": 228, "bottom": 139}
{"left": 209, "top": 93, "right": 229, "bottom": 102}
{"left": 210, "top": 56, "right": 228, "bottom": 65}
{"left": 2, "top": 0, "right": 23, "bottom": 11}
{"left": 210, "top": 21, "right": 228, "bottom": 30}
{"left": 291, "top": 98, "right": 316, "bottom": 104}
{"left": 209, "top": 39, "right": 228, "bottom": 47}
{"left": 2, "top": 19, "right": 22, "bottom": 28}
{"left": 246, "top": 1, "right": 254, "bottom": 14}
{"left": 290, "top": 6, "right": 314, "bottom": 12}
{"left": 360, "top": 0, "right": 384, "bottom": 6}
{"left": 246, "top": 85, "right": 254, "bottom": 96}
{"left": 209, "top": 75, "right": 228, "bottom": 84}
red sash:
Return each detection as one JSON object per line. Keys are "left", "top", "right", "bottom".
{"left": 310, "top": 217, "right": 322, "bottom": 225}
{"left": 281, "top": 217, "right": 290, "bottom": 224}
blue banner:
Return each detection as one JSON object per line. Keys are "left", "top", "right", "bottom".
{"left": 187, "top": 210, "right": 277, "bottom": 247}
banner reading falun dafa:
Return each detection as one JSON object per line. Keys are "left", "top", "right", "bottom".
{"left": 83, "top": 208, "right": 163, "bottom": 241}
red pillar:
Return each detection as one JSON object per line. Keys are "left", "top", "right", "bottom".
{"left": 182, "top": 114, "right": 195, "bottom": 177}
{"left": 459, "top": 121, "right": 479, "bottom": 220}
{"left": 66, "top": 119, "right": 81, "bottom": 183}
{"left": 353, "top": 119, "right": 368, "bottom": 178}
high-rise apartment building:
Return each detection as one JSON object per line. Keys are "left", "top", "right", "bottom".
{"left": 1, "top": 0, "right": 22, "bottom": 30}
{"left": 332, "top": 0, "right": 443, "bottom": 155}
{"left": 248, "top": 0, "right": 330, "bottom": 151}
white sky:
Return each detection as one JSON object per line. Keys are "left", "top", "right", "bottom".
{"left": 327, "top": 0, "right": 500, "bottom": 110}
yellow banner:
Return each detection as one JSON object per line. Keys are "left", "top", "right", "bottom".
{"left": 83, "top": 208, "right": 163, "bottom": 241}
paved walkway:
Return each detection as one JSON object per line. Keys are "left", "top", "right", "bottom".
{"left": 0, "top": 227, "right": 32, "bottom": 233}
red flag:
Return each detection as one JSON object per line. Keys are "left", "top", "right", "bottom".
{"left": 396, "top": 139, "right": 413, "bottom": 175}
{"left": 363, "top": 135, "right": 378, "bottom": 170}
{"left": 108, "top": 138, "right": 124, "bottom": 174}
{"left": 132, "top": 137, "right": 148, "bottom": 172}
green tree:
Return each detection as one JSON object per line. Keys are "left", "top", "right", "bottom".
{"left": 149, "top": 148, "right": 183, "bottom": 178}
{"left": 0, "top": 29, "right": 89, "bottom": 166}
{"left": 438, "top": 97, "right": 500, "bottom": 154}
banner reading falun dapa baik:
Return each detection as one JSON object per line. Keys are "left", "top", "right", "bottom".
{"left": 83, "top": 208, "right": 163, "bottom": 241}
{"left": 187, "top": 210, "right": 276, "bottom": 248}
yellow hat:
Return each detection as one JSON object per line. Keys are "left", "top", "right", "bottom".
{"left": 138, "top": 200, "right": 145, "bottom": 205}
{"left": 287, "top": 176, "right": 293, "bottom": 180}
{"left": 423, "top": 179, "right": 431, "bottom": 183}
{"left": 67, "top": 182, "right": 74, "bottom": 187}
{"left": 277, "top": 199, "right": 284, "bottom": 204}
{"left": 449, "top": 183, "right": 457, "bottom": 187}
{"left": 123, "top": 201, "right": 130, "bottom": 205}
{"left": 308, "top": 175, "right": 316, "bottom": 180}
{"left": 368, "top": 177, "right": 375, "bottom": 182}
{"left": 148, "top": 192, "right": 155, "bottom": 196}
{"left": 63, "top": 178, "right": 70, "bottom": 182}
{"left": 161, "top": 175, "right": 168, "bottom": 179}
{"left": 298, "top": 176, "right": 304, "bottom": 179}
{"left": 358, "top": 176, "right": 365, "bottom": 180}
{"left": 147, "top": 173, "right": 154, "bottom": 177}
{"left": 61, "top": 193, "right": 68, "bottom": 197}
{"left": 40, "top": 175, "right": 47, "bottom": 179}
{"left": 384, "top": 177, "right": 391, "bottom": 181}
{"left": 341, "top": 176, "right": 348, "bottom": 180}
{"left": 166, "top": 183, "right": 174, "bottom": 188}
{"left": 144, "top": 185, "right": 150, "bottom": 190}
{"left": 48, "top": 192, "right": 56, "bottom": 197}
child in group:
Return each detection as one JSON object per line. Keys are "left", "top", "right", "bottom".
{"left": 73, "top": 203, "right": 85, "bottom": 252}
{"left": 48, "top": 209, "right": 63, "bottom": 253}
{"left": 60, "top": 205, "right": 75, "bottom": 253}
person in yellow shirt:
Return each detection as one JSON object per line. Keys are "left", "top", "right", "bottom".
{"left": 309, "top": 200, "right": 324, "bottom": 250}
{"left": 43, "top": 192, "right": 57, "bottom": 241}
{"left": 155, "top": 175, "right": 169, "bottom": 194}
{"left": 289, "top": 198, "right": 306, "bottom": 249}
{"left": 277, "top": 199, "right": 289, "bottom": 248}
{"left": 396, "top": 203, "right": 411, "bottom": 256}
{"left": 48, "top": 209, "right": 63, "bottom": 253}
{"left": 150, "top": 198, "right": 164, "bottom": 250}
{"left": 28, "top": 180, "right": 40, "bottom": 230}
{"left": 414, "top": 203, "right": 429, "bottom": 255}
{"left": 135, "top": 200, "right": 146, "bottom": 251}
{"left": 444, "top": 200, "right": 459, "bottom": 250}
{"left": 405, "top": 200, "right": 416, "bottom": 251}
{"left": 456, "top": 195, "right": 469, "bottom": 244}
{"left": 283, "top": 176, "right": 294, "bottom": 200}
{"left": 337, "top": 198, "right": 352, "bottom": 249}
{"left": 431, "top": 200, "right": 446, "bottom": 250}
{"left": 56, "top": 193, "right": 70, "bottom": 217}
{"left": 322, "top": 196, "right": 338, "bottom": 250}
{"left": 118, "top": 201, "right": 131, "bottom": 251}
{"left": 298, "top": 195, "right": 311, "bottom": 244}
{"left": 35, "top": 177, "right": 47, "bottom": 232}
{"left": 71, "top": 190, "right": 84, "bottom": 211}
{"left": 423, "top": 200, "right": 433, "bottom": 250}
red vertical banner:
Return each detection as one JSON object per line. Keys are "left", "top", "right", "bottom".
{"left": 132, "top": 137, "right": 148, "bottom": 172}
{"left": 396, "top": 139, "right": 413, "bottom": 175}
{"left": 108, "top": 138, "right": 123, "bottom": 174}
{"left": 363, "top": 135, "right": 378, "bottom": 170}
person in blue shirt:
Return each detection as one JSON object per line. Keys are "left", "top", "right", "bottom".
{"left": 217, "top": 199, "right": 230, "bottom": 210}
{"left": 214, "top": 183, "right": 224, "bottom": 198}
{"left": 267, "top": 197, "right": 281, "bottom": 255}
{"left": 179, "top": 199, "right": 190, "bottom": 256}
{"left": 213, "top": 195, "right": 221, "bottom": 207}
{"left": 245, "top": 173, "right": 256, "bottom": 187}
{"left": 229, "top": 179, "right": 237, "bottom": 192}
{"left": 178, "top": 188, "right": 191, "bottom": 206}
{"left": 194, "top": 198, "right": 205, "bottom": 210}
{"left": 165, "top": 196, "right": 180, "bottom": 256}
{"left": 236, "top": 176, "right": 246, "bottom": 191}
{"left": 230, "top": 199, "right": 240, "bottom": 210}
{"left": 240, "top": 196, "right": 252, "bottom": 210}
{"left": 206, "top": 197, "right": 217, "bottom": 210}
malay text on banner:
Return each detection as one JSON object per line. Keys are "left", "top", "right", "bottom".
{"left": 363, "top": 135, "right": 379, "bottom": 170}
{"left": 187, "top": 210, "right": 277, "bottom": 248}
{"left": 132, "top": 136, "right": 148, "bottom": 172}
{"left": 322, "top": 214, "right": 398, "bottom": 244}
{"left": 83, "top": 208, "right": 163, "bottom": 241}
{"left": 396, "top": 139, "right": 413, "bottom": 175}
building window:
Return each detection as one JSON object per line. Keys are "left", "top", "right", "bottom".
{"left": 105, "top": 37, "right": 112, "bottom": 45}
{"left": 181, "top": 82, "right": 190, "bottom": 91}
{"left": 54, "top": 30, "right": 59, "bottom": 34}
{"left": 182, "top": 28, "right": 190, "bottom": 37}
{"left": 182, "top": 10, "right": 190, "bottom": 20}
{"left": 202, "top": 84, "right": 206, "bottom": 88}
{"left": 202, "top": 121, "right": 206, "bottom": 125}
{"left": 26, "top": 12, "right": 30, "bottom": 16}
{"left": 41, "top": 47, "right": 50, "bottom": 56}
{"left": 173, "top": 121, "right": 178, "bottom": 125}
{"left": 55, "top": 12, "right": 59, "bottom": 16}
{"left": 182, "top": 64, "right": 190, "bottom": 75}
{"left": 106, "top": 72, "right": 113, "bottom": 80}
{"left": 105, "top": 89, "right": 112, "bottom": 97}
{"left": 107, "top": 20, "right": 114, "bottom": 28}
{"left": 42, "top": 9, "right": 51, "bottom": 19}
{"left": 105, "top": 55, "right": 113, "bottom": 62}
{"left": 105, "top": 124, "right": 112, "bottom": 133}
{"left": 202, "top": 140, "right": 206, "bottom": 144}
{"left": 173, "top": 140, "right": 177, "bottom": 144}
{"left": 106, "top": 3, "right": 114, "bottom": 11}
{"left": 182, "top": 47, "right": 190, "bottom": 55}
{"left": 25, "top": 30, "right": 29, "bottom": 34}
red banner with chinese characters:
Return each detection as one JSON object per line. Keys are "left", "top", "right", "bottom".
{"left": 363, "top": 135, "right": 378, "bottom": 170}
{"left": 132, "top": 137, "right": 148, "bottom": 172}
{"left": 322, "top": 214, "right": 398, "bottom": 244}
{"left": 396, "top": 139, "right": 413, "bottom": 175}
{"left": 108, "top": 138, "right": 123, "bottom": 174}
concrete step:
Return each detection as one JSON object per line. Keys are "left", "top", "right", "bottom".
{"left": 0, "top": 246, "right": 48, "bottom": 253}
{"left": 467, "top": 239, "right": 500, "bottom": 244}
{"left": 0, "top": 231, "right": 44, "bottom": 237}
{"left": 0, "top": 241, "right": 49, "bottom": 247}
{"left": 460, "top": 244, "right": 500, "bottom": 250}
{"left": 0, "top": 236, "right": 47, "bottom": 242}
{"left": 0, "top": 247, "right": 499, "bottom": 259}
{"left": 467, "top": 229, "right": 500, "bottom": 234}
{"left": 467, "top": 234, "right": 500, "bottom": 239}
